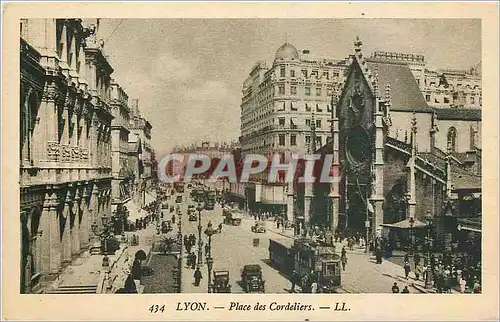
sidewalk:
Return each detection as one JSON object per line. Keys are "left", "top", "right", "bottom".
{"left": 52, "top": 224, "right": 156, "bottom": 290}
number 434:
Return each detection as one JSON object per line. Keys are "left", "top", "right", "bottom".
{"left": 149, "top": 305, "right": 165, "bottom": 313}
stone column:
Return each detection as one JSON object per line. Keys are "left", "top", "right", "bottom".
{"left": 71, "top": 200, "right": 81, "bottom": 258}
{"left": 407, "top": 113, "right": 418, "bottom": 220}
{"left": 79, "top": 189, "right": 90, "bottom": 250}
{"left": 40, "top": 191, "right": 62, "bottom": 275}
{"left": 372, "top": 96, "right": 385, "bottom": 234}
{"left": 329, "top": 94, "right": 340, "bottom": 233}
{"left": 61, "top": 199, "right": 72, "bottom": 264}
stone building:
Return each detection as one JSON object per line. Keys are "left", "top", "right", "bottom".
{"left": 236, "top": 43, "right": 348, "bottom": 219}
{"left": 299, "top": 38, "right": 481, "bottom": 252}
{"left": 371, "top": 51, "right": 482, "bottom": 109}
{"left": 128, "top": 99, "right": 153, "bottom": 208}
{"left": 20, "top": 18, "right": 115, "bottom": 293}
{"left": 110, "top": 81, "right": 135, "bottom": 216}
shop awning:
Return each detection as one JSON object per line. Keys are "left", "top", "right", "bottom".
{"left": 144, "top": 192, "right": 156, "bottom": 205}
{"left": 125, "top": 199, "right": 143, "bottom": 222}
{"left": 381, "top": 218, "right": 428, "bottom": 229}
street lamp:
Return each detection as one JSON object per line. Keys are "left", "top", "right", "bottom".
{"left": 196, "top": 203, "right": 204, "bottom": 265}
{"left": 204, "top": 225, "right": 216, "bottom": 293}
{"left": 409, "top": 217, "right": 415, "bottom": 254}
{"left": 424, "top": 212, "right": 434, "bottom": 290}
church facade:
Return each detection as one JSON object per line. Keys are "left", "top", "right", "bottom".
{"left": 299, "top": 38, "right": 481, "bottom": 251}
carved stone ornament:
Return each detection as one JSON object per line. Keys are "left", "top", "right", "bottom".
{"left": 42, "top": 86, "right": 58, "bottom": 102}
{"left": 345, "top": 126, "right": 371, "bottom": 173}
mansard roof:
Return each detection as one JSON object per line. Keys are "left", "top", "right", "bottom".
{"left": 366, "top": 59, "right": 432, "bottom": 113}
{"left": 434, "top": 107, "right": 482, "bottom": 121}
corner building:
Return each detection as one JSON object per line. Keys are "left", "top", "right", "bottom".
{"left": 20, "top": 19, "right": 114, "bottom": 293}
{"left": 237, "top": 43, "right": 347, "bottom": 219}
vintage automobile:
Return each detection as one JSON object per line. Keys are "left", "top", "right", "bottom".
{"left": 161, "top": 221, "right": 173, "bottom": 233}
{"left": 212, "top": 270, "right": 231, "bottom": 293}
{"left": 223, "top": 212, "right": 242, "bottom": 226}
{"left": 251, "top": 221, "right": 266, "bottom": 233}
{"left": 241, "top": 264, "right": 265, "bottom": 293}
{"left": 188, "top": 213, "right": 198, "bottom": 221}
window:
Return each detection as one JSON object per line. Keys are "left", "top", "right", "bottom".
{"left": 290, "top": 70, "right": 296, "bottom": 78}
{"left": 447, "top": 127, "right": 457, "bottom": 152}
{"left": 444, "top": 97, "right": 450, "bottom": 104}
{"left": 333, "top": 71, "right": 339, "bottom": 78}
{"left": 316, "top": 87, "right": 322, "bottom": 96}
{"left": 305, "top": 136, "right": 311, "bottom": 145}
{"left": 290, "top": 135, "right": 297, "bottom": 146}
{"left": 327, "top": 136, "right": 332, "bottom": 143}
{"left": 302, "top": 70, "right": 308, "bottom": 78}
{"left": 425, "top": 95, "right": 431, "bottom": 102}
{"left": 316, "top": 104, "right": 323, "bottom": 112}
{"left": 280, "top": 67, "right": 286, "bottom": 77}
{"left": 316, "top": 136, "right": 322, "bottom": 146}
{"left": 311, "top": 70, "right": 318, "bottom": 78}
{"left": 316, "top": 120, "right": 322, "bottom": 128}
{"left": 279, "top": 134, "right": 286, "bottom": 146}
{"left": 471, "top": 96, "right": 475, "bottom": 104}
{"left": 323, "top": 72, "right": 329, "bottom": 79}
{"left": 305, "top": 103, "right": 311, "bottom": 111}
{"left": 278, "top": 85, "right": 285, "bottom": 95}
{"left": 290, "top": 102, "right": 297, "bottom": 111}
{"left": 290, "top": 118, "right": 297, "bottom": 129}
{"left": 327, "top": 104, "right": 332, "bottom": 112}
{"left": 278, "top": 118, "right": 285, "bottom": 126}
{"left": 305, "top": 87, "right": 311, "bottom": 96}
{"left": 305, "top": 119, "right": 311, "bottom": 127}
{"left": 291, "top": 86, "right": 297, "bottom": 95}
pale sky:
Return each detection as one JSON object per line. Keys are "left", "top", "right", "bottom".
{"left": 97, "top": 19, "right": 481, "bottom": 156}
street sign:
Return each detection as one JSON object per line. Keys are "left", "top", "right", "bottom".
{"left": 365, "top": 220, "right": 370, "bottom": 228}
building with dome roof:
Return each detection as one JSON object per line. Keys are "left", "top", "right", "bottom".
{"left": 232, "top": 43, "right": 349, "bottom": 219}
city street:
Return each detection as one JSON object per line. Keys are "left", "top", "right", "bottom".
{"left": 174, "top": 190, "right": 420, "bottom": 294}
{"left": 179, "top": 192, "right": 292, "bottom": 294}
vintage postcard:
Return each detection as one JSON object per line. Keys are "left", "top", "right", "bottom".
{"left": 2, "top": 1, "right": 499, "bottom": 321}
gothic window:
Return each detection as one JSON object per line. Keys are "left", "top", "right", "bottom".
{"left": 280, "top": 67, "right": 286, "bottom": 77}
{"left": 447, "top": 127, "right": 457, "bottom": 152}
{"left": 290, "top": 70, "right": 296, "bottom": 78}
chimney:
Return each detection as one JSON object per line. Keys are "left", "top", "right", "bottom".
{"left": 131, "top": 99, "right": 140, "bottom": 118}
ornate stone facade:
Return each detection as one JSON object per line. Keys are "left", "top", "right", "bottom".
{"left": 20, "top": 19, "right": 114, "bottom": 293}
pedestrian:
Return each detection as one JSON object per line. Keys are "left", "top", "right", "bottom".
{"left": 459, "top": 277, "right": 467, "bottom": 293}
{"left": 414, "top": 252, "right": 421, "bottom": 270}
{"left": 194, "top": 267, "right": 203, "bottom": 286}
{"left": 131, "top": 258, "right": 142, "bottom": 290}
{"left": 172, "top": 214, "right": 175, "bottom": 224}
{"left": 401, "top": 286, "right": 410, "bottom": 294}
{"left": 415, "top": 263, "right": 422, "bottom": 281}
{"left": 291, "top": 270, "right": 300, "bottom": 293}
{"left": 341, "top": 246, "right": 346, "bottom": 257}
{"left": 341, "top": 253, "right": 347, "bottom": 271}
{"left": 311, "top": 281, "right": 318, "bottom": 294}
{"left": 218, "top": 223, "right": 222, "bottom": 233}
{"left": 404, "top": 253, "right": 409, "bottom": 263}
{"left": 404, "top": 260, "right": 411, "bottom": 279}
{"left": 391, "top": 282, "right": 400, "bottom": 293}
{"left": 191, "top": 253, "right": 197, "bottom": 269}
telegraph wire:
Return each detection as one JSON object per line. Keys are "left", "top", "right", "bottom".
{"left": 104, "top": 19, "right": 125, "bottom": 45}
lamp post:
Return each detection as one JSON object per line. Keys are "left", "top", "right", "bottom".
{"left": 177, "top": 208, "right": 183, "bottom": 292}
{"left": 409, "top": 217, "right": 415, "bottom": 254}
{"left": 425, "top": 212, "right": 434, "bottom": 289}
{"left": 196, "top": 203, "right": 204, "bottom": 265}
{"left": 204, "top": 225, "right": 215, "bottom": 293}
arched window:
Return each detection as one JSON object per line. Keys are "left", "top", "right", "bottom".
{"left": 447, "top": 127, "right": 457, "bottom": 152}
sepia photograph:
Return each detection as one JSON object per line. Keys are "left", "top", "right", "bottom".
{"left": 3, "top": 2, "right": 499, "bottom": 321}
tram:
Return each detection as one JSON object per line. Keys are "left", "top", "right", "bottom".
{"left": 269, "top": 237, "right": 341, "bottom": 292}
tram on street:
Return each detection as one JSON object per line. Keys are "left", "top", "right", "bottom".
{"left": 269, "top": 237, "right": 341, "bottom": 292}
